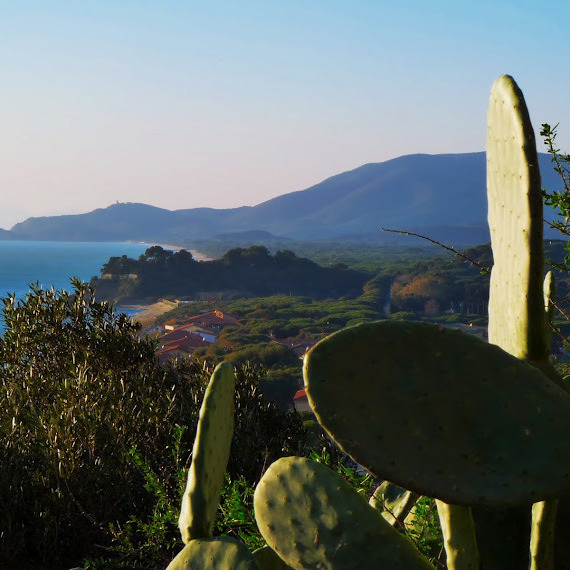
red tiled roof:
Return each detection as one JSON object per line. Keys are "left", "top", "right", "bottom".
{"left": 293, "top": 389, "right": 307, "bottom": 400}
{"left": 172, "top": 323, "right": 217, "bottom": 335}
{"left": 182, "top": 311, "right": 238, "bottom": 327}
{"left": 162, "top": 333, "right": 212, "bottom": 350}
{"left": 157, "top": 344, "right": 180, "bottom": 355}
{"left": 161, "top": 329, "right": 194, "bottom": 343}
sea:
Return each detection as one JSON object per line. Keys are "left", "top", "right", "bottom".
{"left": 0, "top": 240, "right": 152, "bottom": 330}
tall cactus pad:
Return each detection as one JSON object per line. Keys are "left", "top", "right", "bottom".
{"left": 166, "top": 537, "right": 258, "bottom": 569}
{"left": 304, "top": 321, "right": 570, "bottom": 506}
{"left": 487, "top": 74, "right": 547, "bottom": 359}
{"left": 254, "top": 456, "right": 432, "bottom": 569}
{"left": 179, "top": 362, "right": 235, "bottom": 542}
{"left": 436, "top": 501, "right": 480, "bottom": 569}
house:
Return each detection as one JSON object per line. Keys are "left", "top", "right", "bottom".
{"left": 164, "top": 310, "right": 238, "bottom": 332}
{"left": 184, "top": 310, "right": 238, "bottom": 330}
{"left": 293, "top": 389, "right": 312, "bottom": 413}
{"left": 157, "top": 331, "right": 213, "bottom": 363}
{"left": 162, "top": 323, "right": 218, "bottom": 342}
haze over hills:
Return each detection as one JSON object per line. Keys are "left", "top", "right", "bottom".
{"left": 5, "top": 152, "right": 563, "bottom": 245}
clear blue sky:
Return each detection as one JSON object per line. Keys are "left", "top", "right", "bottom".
{"left": 1, "top": 0, "right": 569, "bottom": 229}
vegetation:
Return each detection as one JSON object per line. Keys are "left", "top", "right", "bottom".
{"left": 165, "top": 73, "right": 570, "bottom": 570}
{"left": 541, "top": 123, "right": 570, "bottom": 271}
{"left": 189, "top": 238, "right": 454, "bottom": 272}
{"left": 0, "top": 282, "right": 309, "bottom": 568}
{"left": 91, "top": 245, "right": 368, "bottom": 303}
{"left": 10, "top": 74, "right": 570, "bottom": 570}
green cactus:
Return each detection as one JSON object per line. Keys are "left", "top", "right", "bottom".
{"left": 369, "top": 481, "right": 419, "bottom": 527}
{"left": 165, "top": 536, "right": 258, "bottom": 569}
{"left": 485, "top": 74, "right": 563, "bottom": 570}
{"left": 179, "top": 362, "right": 235, "bottom": 543}
{"left": 253, "top": 545, "right": 294, "bottom": 569}
{"left": 304, "top": 320, "right": 570, "bottom": 507}
{"left": 254, "top": 456, "right": 432, "bottom": 569}
{"left": 486, "top": 74, "right": 548, "bottom": 361}
{"left": 435, "top": 501, "right": 479, "bottom": 569}
{"left": 164, "top": 75, "right": 570, "bottom": 569}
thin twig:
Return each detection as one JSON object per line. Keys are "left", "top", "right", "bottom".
{"left": 549, "top": 321, "right": 568, "bottom": 344}
{"left": 381, "top": 228, "right": 490, "bottom": 274}
{"left": 550, "top": 298, "right": 570, "bottom": 322}
{"left": 63, "top": 479, "right": 109, "bottom": 533}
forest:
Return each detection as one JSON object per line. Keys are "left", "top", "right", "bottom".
{"left": 91, "top": 245, "right": 368, "bottom": 302}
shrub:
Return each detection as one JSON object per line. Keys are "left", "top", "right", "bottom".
{"left": 0, "top": 282, "right": 307, "bottom": 568}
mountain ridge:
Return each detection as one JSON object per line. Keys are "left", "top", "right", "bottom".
{"left": 5, "top": 152, "right": 562, "bottom": 244}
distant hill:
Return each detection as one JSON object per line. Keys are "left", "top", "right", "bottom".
{"left": 0, "top": 228, "right": 14, "bottom": 240}
{"left": 4, "top": 152, "right": 564, "bottom": 244}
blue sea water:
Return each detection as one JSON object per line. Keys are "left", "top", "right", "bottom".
{"left": 0, "top": 240, "right": 150, "bottom": 320}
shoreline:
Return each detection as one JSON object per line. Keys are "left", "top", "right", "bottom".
{"left": 123, "top": 299, "right": 179, "bottom": 330}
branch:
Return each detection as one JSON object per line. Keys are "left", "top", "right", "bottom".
{"left": 380, "top": 228, "right": 490, "bottom": 274}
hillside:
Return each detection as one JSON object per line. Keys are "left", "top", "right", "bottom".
{"left": 5, "top": 152, "right": 564, "bottom": 243}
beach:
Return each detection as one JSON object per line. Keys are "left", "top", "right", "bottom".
{"left": 123, "top": 299, "right": 178, "bottom": 330}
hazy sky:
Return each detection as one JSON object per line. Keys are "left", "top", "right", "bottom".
{"left": 1, "top": 1, "right": 569, "bottom": 229}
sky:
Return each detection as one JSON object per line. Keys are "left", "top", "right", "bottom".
{"left": 1, "top": 1, "right": 569, "bottom": 229}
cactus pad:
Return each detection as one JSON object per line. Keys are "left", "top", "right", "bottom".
{"left": 370, "top": 481, "right": 419, "bottom": 526}
{"left": 304, "top": 320, "right": 570, "bottom": 506}
{"left": 253, "top": 545, "right": 294, "bottom": 569}
{"left": 254, "top": 456, "right": 432, "bottom": 569}
{"left": 487, "top": 74, "right": 547, "bottom": 360}
{"left": 179, "top": 362, "right": 235, "bottom": 542}
{"left": 166, "top": 537, "right": 258, "bottom": 569}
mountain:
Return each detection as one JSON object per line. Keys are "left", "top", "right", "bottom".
{"left": 0, "top": 228, "right": 14, "bottom": 240}
{"left": 5, "top": 152, "right": 563, "bottom": 244}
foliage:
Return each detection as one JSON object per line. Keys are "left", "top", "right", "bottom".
{"left": 0, "top": 280, "right": 199, "bottom": 568}
{"left": 261, "top": 366, "right": 301, "bottom": 408}
{"left": 188, "top": 238, "right": 453, "bottom": 273}
{"left": 0, "top": 282, "right": 308, "bottom": 568}
{"left": 541, "top": 123, "right": 570, "bottom": 270}
{"left": 92, "top": 245, "right": 368, "bottom": 302}
{"left": 213, "top": 477, "right": 265, "bottom": 552}
{"left": 389, "top": 254, "right": 490, "bottom": 316}
{"left": 405, "top": 498, "right": 444, "bottom": 567}
{"left": 229, "top": 362, "right": 306, "bottom": 483}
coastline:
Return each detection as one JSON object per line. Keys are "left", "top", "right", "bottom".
{"left": 123, "top": 300, "right": 178, "bottom": 330}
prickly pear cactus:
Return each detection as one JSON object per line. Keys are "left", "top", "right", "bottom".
{"left": 165, "top": 537, "right": 258, "bottom": 569}
{"left": 482, "top": 74, "right": 564, "bottom": 570}
{"left": 254, "top": 456, "right": 432, "bottom": 569}
{"left": 303, "top": 320, "right": 570, "bottom": 506}
{"left": 487, "top": 74, "right": 547, "bottom": 360}
{"left": 179, "top": 362, "right": 235, "bottom": 543}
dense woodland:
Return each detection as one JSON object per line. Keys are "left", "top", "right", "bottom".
{"left": 91, "top": 245, "right": 368, "bottom": 302}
